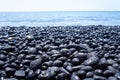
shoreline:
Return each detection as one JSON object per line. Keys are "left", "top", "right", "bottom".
{"left": 0, "top": 25, "right": 120, "bottom": 80}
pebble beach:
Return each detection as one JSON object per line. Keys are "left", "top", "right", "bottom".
{"left": 0, "top": 25, "right": 120, "bottom": 80}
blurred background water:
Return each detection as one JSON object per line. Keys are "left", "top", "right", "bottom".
{"left": 0, "top": 11, "right": 120, "bottom": 26}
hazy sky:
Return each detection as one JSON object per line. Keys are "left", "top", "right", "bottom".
{"left": 0, "top": 0, "right": 120, "bottom": 12}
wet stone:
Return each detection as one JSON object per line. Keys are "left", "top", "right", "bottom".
{"left": 5, "top": 67, "right": 16, "bottom": 77}
{"left": 71, "top": 73, "right": 80, "bottom": 80}
{"left": 30, "top": 58, "right": 42, "bottom": 70}
{"left": 103, "top": 70, "right": 116, "bottom": 77}
{"left": 0, "top": 54, "right": 6, "bottom": 61}
{"left": 28, "top": 47, "right": 37, "bottom": 54}
{"left": 0, "top": 60, "right": 5, "bottom": 68}
{"left": 14, "top": 70, "right": 26, "bottom": 79}
{"left": 84, "top": 56, "right": 99, "bottom": 67}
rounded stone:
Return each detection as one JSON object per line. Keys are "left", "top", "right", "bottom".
{"left": 84, "top": 56, "right": 99, "bottom": 66}
{"left": 14, "top": 70, "right": 26, "bottom": 79}
{"left": 71, "top": 73, "right": 80, "bottom": 80}
{"left": 28, "top": 47, "right": 37, "bottom": 54}
{"left": 71, "top": 58, "right": 80, "bottom": 65}
{"left": 30, "top": 58, "right": 42, "bottom": 70}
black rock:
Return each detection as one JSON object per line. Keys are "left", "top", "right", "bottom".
{"left": 30, "top": 58, "right": 42, "bottom": 70}
{"left": 38, "top": 67, "right": 57, "bottom": 80}
{"left": 60, "top": 48, "right": 69, "bottom": 56}
{"left": 26, "top": 70, "right": 35, "bottom": 80}
{"left": 77, "top": 70, "right": 86, "bottom": 78}
{"left": 71, "top": 73, "right": 80, "bottom": 80}
{"left": 56, "top": 73, "right": 66, "bottom": 80}
{"left": 28, "top": 47, "right": 37, "bottom": 54}
{"left": 4, "top": 45, "right": 15, "bottom": 52}
{"left": 66, "top": 65, "right": 73, "bottom": 73}
{"left": 22, "top": 60, "right": 31, "bottom": 65}
{"left": 84, "top": 56, "right": 99, "bottom": 66}
{"left": 98, "top": 58, "right": 109, "bottom": 69}
{"left": 26, "top": 55, "right": 35, "bottom": 60}
{"left": 0, "top": 71, "right": 6, "bottom": 77}
{"left": 59, "top": 67, "right": 71, "bottom": 76}
{"left": 35, "top": 69, "right": 41, "bottom": 75}
{"left": 5, "top": 67, "right": 16, "bottom": 76}
{"left": 26, "top": 35, "right": 34, "bottom": 41}
{"left": 71, "top": 58, "right": 80, "bottom": 65}
{"left": 108, "top": 77, "right": 117, "bottom": 80}
{"left": 17, "top": 54, "right": 26, "bottom": 60}
{"left": 83, "top": 78, "right": 94, "bottom": 80}
{"left": 103, "top": 70, "right": 116, "bottom": 77}
{"left": 0, "top": 60, "right": 5, "bottom": 68}
{"left": 53, "top": 60, "right": 63, "bottom": 67}
{"left": 67, "top": 44, "right": 80, "bottom": 51}
{"left": 0, "top": 54, "right": 6, "bottom": 61}
{"left": 3, "top": 78, "right": 18, "bottom": 80}
{"left": 94, "top": 69, "right": 103, "bottom": 76}
{"left": 115, "top": 73, "right": 120, "bottom": 80}
{"left": 86, "top": 72, "right": 93, "bottom": 78}
{"left": 79, "top": 43, "right": 89, "bottom": 50}
{"left": 14, "top": 70, "right": 25, "bottom": 78}
{"left": 93, "top": 75, "right": 106, "bottom": 80}
{"left": 81, "top": 66, "right": 93, "bottom": 72}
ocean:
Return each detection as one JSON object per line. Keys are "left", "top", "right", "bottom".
{"left": 0, "top": 11, "right": 120, "bottom": 26}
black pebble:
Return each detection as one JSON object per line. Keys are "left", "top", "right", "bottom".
{"left": 30, "top": 58, "right": 42, "bottom": 70}
{"left": 14, "top": 70, "right": 26, "bottom": 79}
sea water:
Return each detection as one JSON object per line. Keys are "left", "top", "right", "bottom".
{"left": 0, "top": 11, "right": 120, "bottom": 26}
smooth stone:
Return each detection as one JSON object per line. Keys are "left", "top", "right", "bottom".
{"left": 67, "top": 44, "right": 80, "bottom": 51}
{"left": 81, "top": 66, "right": 93, "bottom": 71}
{"left": 115, "top": 73, "right": 120, "bottom": 79}
{"left": 58, "top": 57, "right": 67, "bottom": 62}
{"left": 28, "top": 47, "right": 37, "bottom": 54}
{"left": 71, "top": 58, "right": 80, "bottom": 65}
{"left": 5, "top": 67, "right": 16, "bottom": 76}
{"left": 14, "top": 70, "right": 25, "bottom": 78}
{"left": 84, "top": 56, "right": 99, "bottom": 66}
{"left": 79, "top": 43, "right": 89, "bottom": 50}
{"left": 60, "top": 48, "right": 69, "bottom": 56}
{"left": 26, "top": 55, "right": 35, "bottom": 60}
{"left": 4, "top": 45, "right": 15, "bottom": 52}
{"left": 66, "top": 65, "right": 73, "bottom": 73}
{"left": 10, "top": 63, "right": 19, "bottom": 69}
{"left": 17, "top": 54, "right": 26, "bottom": 60}
{"left": 56, "top": 73, "right": 66, "bottom": 80}
{"left": 71, "top": 73, "right": 80, "bottom": 80}
{"left": 43, "top": 61, "right": 52, "bottom": 67}
{"left": 0, "top": 71, "right": 6, "bottom": 77}
{"left": 30, "top": 58, "right": 42, "bottom": 70}
{"left": 38, "top": 67, "right": 56, "bottom": 80}
{"left": 3, "top": 78, "right": 18, "bottom": 80}
{"left": 0, "top": 61, "right": 5, "bottom": 68}
{"left": 98, "top": 58, "right": 109, "bottom": 69}
{"left": 86, "top": 72, "right": 93, "bottom": 78}
{"left": 93, "top": 75, "right": 106, "bottom": 80}
{"left": 94, "top": 69, "right": 103, "bottom": 76}
{"left": 0, "top": 54, "right": 6, "bottom": 61}
{"left": 59, "top": 67, "right": 71, "bottom": 76}
{"left": 26, "top": 35, "right": 34, "bottom": 41}
{"left": 108, "top": 77, "right": 117, "bottom": 80}
{"left": 103, "top": 70, "right": 116, "bottom": 77}
{"left": 83, "top": 78, "right": 94, "bottom": 80}
{"left": 22, "top": 60, "right": 31, "bottom": 65}
{"left": 53, "top": 60, "right": 63, "bottom": 67}
{"left": 77, "top": 70, "right": 86, "bottom": 77}
{"left": 35, "top": 69, "right": 41, "bottom": 75}
{"left": 26, "top": 70, "right": 35, "bottom": 80}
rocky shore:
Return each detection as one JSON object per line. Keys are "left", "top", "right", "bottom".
{"left": 0, "top": 25, "right": 120, "bottom": 80}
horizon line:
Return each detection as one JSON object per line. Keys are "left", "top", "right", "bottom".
{"left": 0, "top": 10, "right": 120, "bottom": 12}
